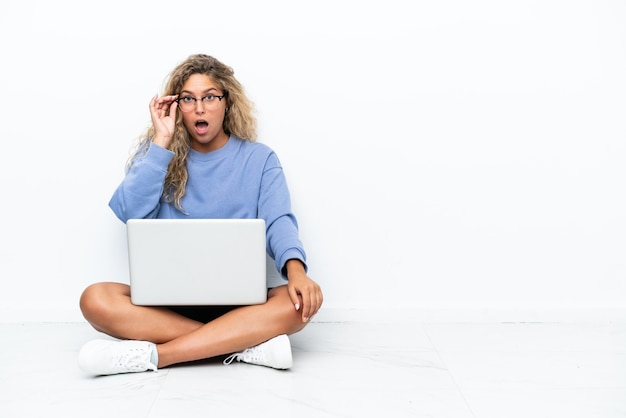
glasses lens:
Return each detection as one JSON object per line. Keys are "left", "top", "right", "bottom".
{"left": 178, "top": 98, "right": 195, "bottom": 112}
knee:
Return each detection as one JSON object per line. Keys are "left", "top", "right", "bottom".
{"left": 288, "top": 315, "right": 309, "bottom": 335}
{"left": 269, "top": 288, "right": 309, "bottom": 335}
{"left": 79, "top": 283, "right": 115, "bottom": 323}
{"left": 281, "top": 304, "right": 308, "bottom": 335}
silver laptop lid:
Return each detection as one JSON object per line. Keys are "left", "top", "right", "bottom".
{"left": 127, "top": 218, "right": 267, "bottom": 306}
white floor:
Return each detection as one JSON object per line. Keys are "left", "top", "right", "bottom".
{"left": 1, "top": 318, "right": 625, "bottom": 418}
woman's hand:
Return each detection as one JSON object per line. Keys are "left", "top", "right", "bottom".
{"left": 285, "top": 259, "right": 323, "bottom": 323}
{"left": 149, "top": 94, "right": 178, "bottom": 149}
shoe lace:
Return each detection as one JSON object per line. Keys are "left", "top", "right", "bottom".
{"left": 223, "top": 346, "right": 263, "bottom": 365}
{"left": 115, "top": 346, "right": 155, "bottom": 371}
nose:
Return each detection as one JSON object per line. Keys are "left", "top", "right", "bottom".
{"left": 194, "top": 99, "right": 205, "bottom": 113}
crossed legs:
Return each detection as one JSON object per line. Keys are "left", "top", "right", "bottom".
{"left": 79, "top": 282, "right": 307, "bottom": 368}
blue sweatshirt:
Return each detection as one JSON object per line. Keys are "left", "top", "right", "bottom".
{"left": 109, "top": 136, "right": 306, "bottom": 277}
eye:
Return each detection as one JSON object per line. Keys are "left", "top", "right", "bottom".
{"left": 180, "top": 96, "right": 195, "bottom": 103}
{"left": 202, "top": 94, "right": 216, "bottom": 102}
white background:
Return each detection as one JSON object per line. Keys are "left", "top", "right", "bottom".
{"left": 1, "top": 0, "right": 624, "bottom": 321}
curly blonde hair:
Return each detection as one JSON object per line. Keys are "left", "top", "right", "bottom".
{"left": 128, "top": 54, "right": 257, "bottom": 212}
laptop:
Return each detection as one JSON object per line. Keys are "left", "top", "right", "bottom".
{"left": 127, "top": 218, "right": 268, "bottom": 306}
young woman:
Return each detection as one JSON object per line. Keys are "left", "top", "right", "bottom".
{"left": 78, "top": 54, "right": 323, "bottom": 375}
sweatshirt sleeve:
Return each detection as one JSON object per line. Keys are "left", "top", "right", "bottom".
{"left": 258, "top": 152, "right": 307, "bottom": 277}
{"left": 109, "top": 143, "right": 174, "bottom": 223}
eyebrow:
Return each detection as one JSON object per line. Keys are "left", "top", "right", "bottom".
{"left": 180, "top": 87, "right": 219, "bottom": 95}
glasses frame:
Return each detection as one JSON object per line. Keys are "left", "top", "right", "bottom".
{"left": 176, "top": 94, "right": 226, "bottom": 112}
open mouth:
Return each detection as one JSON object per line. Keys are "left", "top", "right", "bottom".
{"left": 195, "top": 120, "right": 209, "bottom": 134}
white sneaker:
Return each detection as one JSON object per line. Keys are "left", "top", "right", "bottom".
{"left": 78, "top": 339, "right": 158, "bottom": 376}
{"left": 223, "top": 334, "right": 292, "bottom": 370}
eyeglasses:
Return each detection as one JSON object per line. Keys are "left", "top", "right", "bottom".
{"left": 176, "top": 94, "right": 226, "bottom": 112}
